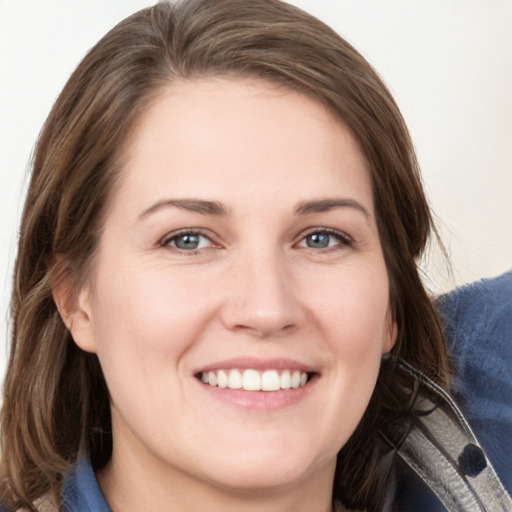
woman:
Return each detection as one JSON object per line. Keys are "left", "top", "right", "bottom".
{"left": 0, "top": 1, "right": 510, "bottom": 511}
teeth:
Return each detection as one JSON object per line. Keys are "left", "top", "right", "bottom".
{"left": 243, "top": 369, "right": 261, "bottom": 390}
{"left": 291, "top": 370, "right": 301, "bottom": 389}
{"left": 200, "top": 369, "right": 309, "bottom": 391}
{"left": 261, "top": 370, "right": 280, "bottom": 391}
{"left": 208, "top": 371, "right": 217, "bottom": 386}
{"left": 228, "top": 369, "right": 242, "bottom": 389}
{"left": 217, "top": 369, "right": 228, "bottom": 388}
{"left": 280, "top": 370, "right": 291, "bottom": 389}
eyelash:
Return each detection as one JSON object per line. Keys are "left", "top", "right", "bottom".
{"left": 159, "top": 227, "right": 354, "bottom": 254}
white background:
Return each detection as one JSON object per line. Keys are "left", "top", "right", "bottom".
{"left": 1, "top": 0, "right": 511, "bottom": 381}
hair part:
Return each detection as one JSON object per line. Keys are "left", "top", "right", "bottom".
{"left": 1, "top": 1, "right": 449, "bottom": 510}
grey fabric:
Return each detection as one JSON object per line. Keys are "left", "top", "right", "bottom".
{"left": 382, "top": 357, "right": 512, "bottom": 511}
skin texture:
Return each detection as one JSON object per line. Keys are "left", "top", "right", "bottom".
{"left": 60, "top": 78, "right": 396, "bottom": 512}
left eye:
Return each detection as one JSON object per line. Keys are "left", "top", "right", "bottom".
{"left": 298, "top": 230, "right": 350, "bottom": 249}
{"left": 163, "top": 232, "right": 212, "bottom": 251}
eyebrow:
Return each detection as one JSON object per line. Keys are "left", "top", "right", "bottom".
{"left": 294, "top": 198, "right": 371, "bottom": 219}
{"left": 138, "top": 197, "right": 370, "bottom": 220}
{"left": 138, "top": 198, "right": 229, "bottom": 220}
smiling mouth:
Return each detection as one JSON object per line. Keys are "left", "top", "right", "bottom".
{"left": 197, "top": 369, "right": 312, "bottom": 392}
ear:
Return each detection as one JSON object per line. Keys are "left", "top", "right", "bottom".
{"left": 382, "top": 312, "right": 398, "bottom": 354}
{"left": 52, "top": 266, "right": 97, "bottom": 354}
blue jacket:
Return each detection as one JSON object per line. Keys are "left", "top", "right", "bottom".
{"left": 395, "top": 271, "right": 512, "bottom": 510}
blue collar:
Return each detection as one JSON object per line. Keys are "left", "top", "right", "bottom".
{"left": 61, "top": 456, "right": 111, "bottom": 512}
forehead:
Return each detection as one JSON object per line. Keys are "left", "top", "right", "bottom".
{"left": 116, "top": 77, "right": 372, "bottom": 213}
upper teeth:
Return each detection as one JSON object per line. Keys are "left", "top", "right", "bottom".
{"left": 200, "top": 369, "right": 308, "bottom": 391}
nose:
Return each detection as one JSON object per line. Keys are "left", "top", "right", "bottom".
{"left": 220, "top": 249, "right": 305, "bottom": 338}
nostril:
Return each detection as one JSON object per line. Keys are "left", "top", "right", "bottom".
{"left": 228, "top": 322, "right": 297, "bottom": 338}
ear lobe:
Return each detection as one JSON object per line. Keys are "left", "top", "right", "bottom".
{"left": 382, "top": 316, "right": 398, "bottom": 354}
{"left": 52, "top": 268, "right": 97, "bottom": 354}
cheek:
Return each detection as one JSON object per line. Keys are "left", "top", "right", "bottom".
{"left": 88, "top": 262, "right": 217, "bottom": 392}
{"left": 309, "top": 265, "right": 391, "bottom": 422}
{"left": 93, "top": 259, "right": 209, "bottom": 336}
{"left": 311, "top": 265, "right": 392, "bottom": 352}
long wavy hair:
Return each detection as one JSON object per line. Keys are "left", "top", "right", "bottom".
{"left": 0, "top": 1, "right": 449, "bottom": 510}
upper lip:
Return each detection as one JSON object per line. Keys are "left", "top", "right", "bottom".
{"left": 194, "top": 357, "right": 318, "bottom": 375}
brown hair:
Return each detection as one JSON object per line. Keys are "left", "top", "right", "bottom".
{"left": 0, "top": 0, "right": 449, "bottom": 510}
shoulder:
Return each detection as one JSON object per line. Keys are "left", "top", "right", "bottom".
{"left": 436, "top": 270, "right": 512, "bottom": 339}
{"left": 394, "top": 272, "right": 512, "bottom": 511}
{"left": 15, "top": 496, "right": 57, "bottom": 512}
{"left": 2, "top": 457, "right": 111, "bottom": 512}
{"left": 0, "top": 495, "right": 58, "bottom": 512}
{"left": 437, "top": 271, "right": 512, "bottom": 493}
{"left": 436, "top": 271, "right": 512, "bottom": 407}
{"left": 437, "top": 271, "right": 512, "bottom": 403}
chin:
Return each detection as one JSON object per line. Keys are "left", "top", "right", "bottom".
{"left": 195, "top": 440, "right": 329, "bottom": 493}
{"left": 204, "top": 460, "right": 311, "bottom": 493}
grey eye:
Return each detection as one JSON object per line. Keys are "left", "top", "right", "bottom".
{"left": 161, "top": 231, "right": 214, "bottom": 252}
{"left": 305, "top": 233, "right": 331, "bottom": 248}
{"left": 173, "top": 234, "right": 201, "bottom": 250}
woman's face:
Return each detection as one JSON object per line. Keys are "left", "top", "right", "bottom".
{"left": 71, "top": 78, "right": 396, "bottom": 496}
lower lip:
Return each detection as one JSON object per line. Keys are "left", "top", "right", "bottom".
{"left": 196, "top": 376, "right": 317, "bottom": 410}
